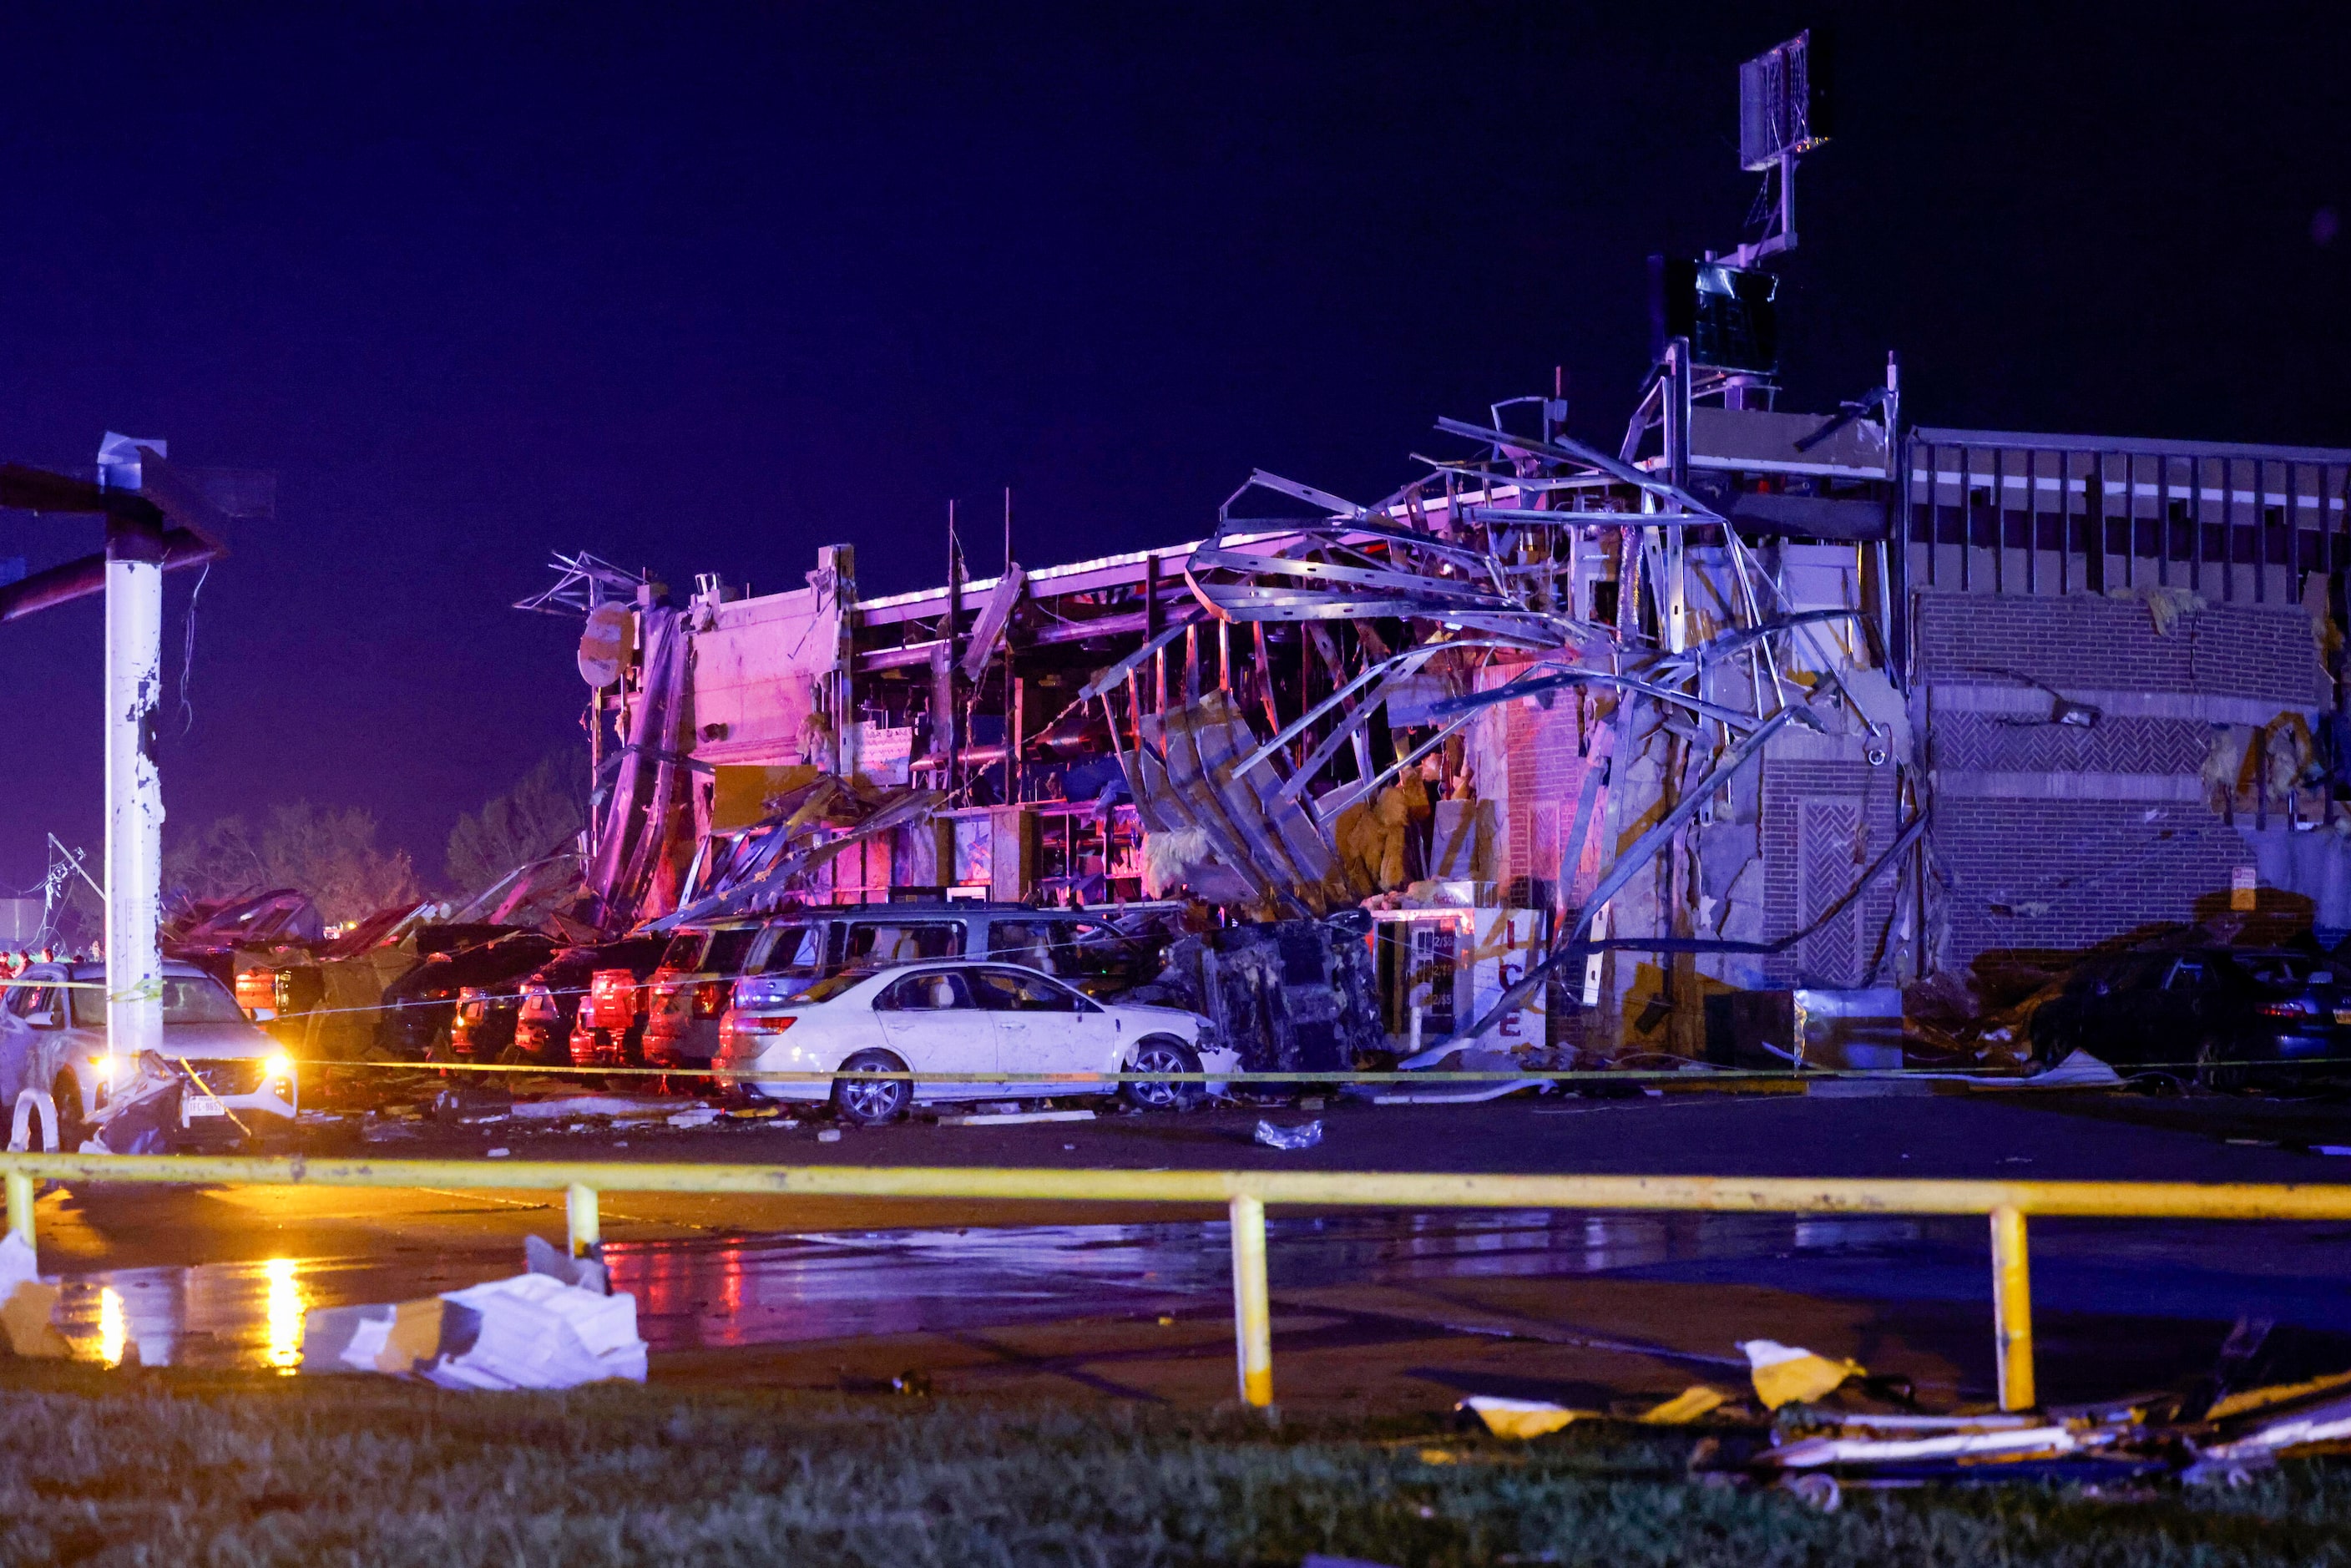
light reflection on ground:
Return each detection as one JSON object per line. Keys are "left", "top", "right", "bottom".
{"left": 40, "top": 1209, "right": 2351, "bottom": 1373}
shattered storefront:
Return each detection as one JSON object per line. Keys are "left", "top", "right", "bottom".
{"left": 544, "top": 372, "right": 2351, "bottom": 1072}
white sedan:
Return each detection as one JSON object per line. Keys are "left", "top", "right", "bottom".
{"left": 0, "top": 960, "right": 296, "bottom": 1149}
{"left": 713, "top": 961, "right": 1231, "bottom": 1125}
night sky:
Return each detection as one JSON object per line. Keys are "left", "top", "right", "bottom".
{"left": 0, "top": 3, "right": 2342, "bottom": 893}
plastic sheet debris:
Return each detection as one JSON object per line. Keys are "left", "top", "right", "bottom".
{"left": 0, "top": 1232, "right": 67, "bottom": 1358}
{"left": 817, "top": 1128, "right": 842, "bottom": 1143}
{"left": 1460, "top": 1395, "right": 1589, "bottom": 1439}
{"left": 1638, "top": 1385, "right": 1729, "bottom": 1424}
{"left": 1255, "top": 1119, "right": 1324, "bottom": 1151}
{"left": 2030, "top": 1049, "right": 2126, "bottom": 1089}
{"left": 665, "top": 1106, "right": 723, "bottom": 1129}
{"left": 1741, "top": 1339, "right": 1865, "bottom": 1409}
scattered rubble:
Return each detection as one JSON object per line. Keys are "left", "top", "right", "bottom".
{"left": 300, "top": 1232, "right": 645, "bottom": 1388}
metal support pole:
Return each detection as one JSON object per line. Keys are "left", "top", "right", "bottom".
{"left": 6, "top": 1170, "right": 33, "bottom": 1250}
{"left": 99, "top": 435, "right": 166, "bottom": 1076}
{"left": 567, "top": 1182, "right": 600, "bottom": 1258}
{"left": 1661, "top": 338, "right": 1691, "bottom": 653}
{"left": 1990, "top": 1204, "right": 2035, "bottom": 1411}
{"left": 1229, "top": 1191, "right": 1274, "bottom": 1413}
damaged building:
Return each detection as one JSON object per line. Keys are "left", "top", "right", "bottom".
{"left": 535, "top": 33, "right": 2351, "bottom": 1077}
{"left": 538, "top": 386, "right": 2351, "bottom": 1075}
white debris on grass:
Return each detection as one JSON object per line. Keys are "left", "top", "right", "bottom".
{"left": 1255, "top": 1120, "right": 1323, "bottom": 1151}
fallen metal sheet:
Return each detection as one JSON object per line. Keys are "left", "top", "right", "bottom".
{"left": 957, "top": 563, "right": 1027, "bottom": 681}
{"left": 584, "top": 605, "right": 692, "bottom": 929}
{"left": 652, "top": 787, "right": 943, "bottom": 929}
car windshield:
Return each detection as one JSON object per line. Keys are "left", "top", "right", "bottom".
{"left": 70, "top": 976, "right": 250, "bottom": 1029}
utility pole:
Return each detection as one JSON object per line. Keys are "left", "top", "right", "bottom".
{"left": 96, "top": 433, "right": 167, "bottom": 1072}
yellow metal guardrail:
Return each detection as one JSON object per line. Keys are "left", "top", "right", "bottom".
{"left": 7, "top": 1155, "right": 2351, "bottom": 1413}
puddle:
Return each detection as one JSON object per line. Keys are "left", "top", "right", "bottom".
{"left": 43, "top": 1209, "right": 2351, "bottom": 1372}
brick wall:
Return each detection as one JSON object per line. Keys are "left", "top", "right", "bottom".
{"left": 1478, "top": 665, "right": 1593, "bottom": 898}
{"left": 1932, "top": 799, "right": 2252, "bottom": 967}
{"left": 1914, "top": 589, "right": 2322, "bottom": 705}
{"left": 1760, "top": 756, "right": 1906, "bottom": 987}
{"left": 1914, "top": 589, "right": 2315, "bottom": 974}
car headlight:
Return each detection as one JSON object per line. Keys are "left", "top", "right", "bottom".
{"left": 88, "top": 1053, "right": 119, "bottom": 1084}
{"left": 264, "top": 1051, "right": 295, "bottom": 1089}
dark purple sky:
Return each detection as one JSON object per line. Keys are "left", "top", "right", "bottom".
{"left": 0, "top": 3, "right": 2342, "bottom": 891}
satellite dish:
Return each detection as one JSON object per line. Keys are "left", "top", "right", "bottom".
{"left": 578, "top": 602, "right": 632, "bottom": 688}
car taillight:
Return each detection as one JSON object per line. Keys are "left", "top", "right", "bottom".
{"left": 589, "top": 969, "right": 637, "bottom": 1030}
{"left": 518, "top": 984, "right": 557, "bottom": 1021}
{"left": 719, "top": 1013, "right": 794, "bottom": 1049}
{"left": 233, "top": 969, "right": 276, "bottom": 1017}
{"left": 2261, "top": 999, "right": 2317, "bottom": 1018}
{"left": 691, "top": 980, "right": 731, "bottom": 1020}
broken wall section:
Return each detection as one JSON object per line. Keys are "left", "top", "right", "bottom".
{"left": 1916, "top": 589, "right": 2325, "bottom": 974}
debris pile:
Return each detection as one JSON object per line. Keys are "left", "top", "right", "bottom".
{"left": 301, "top": 1233, "right": 645, "bottom": 1389}
{"left": 1461, "top": 1322, "right": 2351, "bottom": 1507}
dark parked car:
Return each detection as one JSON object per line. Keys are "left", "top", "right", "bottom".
{"left": 2030, "top": 946, "right": 2349, "bottom": 1088}
{"left": 377, "top": 930, "right": 557, "bottom": 1060}
{"left": 505, "top": 936, "right": 670, "bottom": 1068}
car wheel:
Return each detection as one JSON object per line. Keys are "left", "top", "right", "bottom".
{"left": 831, "top": 1049, "right": 913, "bottom": 1126}
{"left": 1123, "top": 1037, "right": 1205, "bottom": 1112}
{"left": 2195, "top": 1034, "right": 2248, "bottom": 1094}
{"left": 51, "top": 1072, "right": 88, "bottom": 1151}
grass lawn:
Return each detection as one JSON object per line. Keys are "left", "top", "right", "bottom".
{"left": 0, "top": 1365, "right": 2348, "bottom": 1566}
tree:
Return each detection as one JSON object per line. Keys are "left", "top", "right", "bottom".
{"left": 164, "top": 802, "right": 421, "bottom": 923}
{"left": 445, "top": 751, "right": 589, "bottom": 897}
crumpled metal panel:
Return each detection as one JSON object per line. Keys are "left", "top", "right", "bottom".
{"left": 1125, "top": 690, "right": 1363, "bottom": 917}
{"left": 1130, "top": 916, "right": 1383, "bottom": 1074}
{"left": 651, "top": 785, "right": 944, "bottom": 930}
{"left": 584, "top": 606, "right": 693, "bottom": 930}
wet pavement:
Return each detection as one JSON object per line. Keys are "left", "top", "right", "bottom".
{"left": 48, "top": 1203, "right": 2351, "bottom": 1394}
{"left": 23, "top": 1089, "right": 2351, "bottom": 1404}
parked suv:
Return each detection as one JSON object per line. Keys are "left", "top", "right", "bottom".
{"left": 640, "top": 903, "right": 1173, "bottom": 1072}
{"left": 0, "top": 961, "right": 296, "bottom": 1149}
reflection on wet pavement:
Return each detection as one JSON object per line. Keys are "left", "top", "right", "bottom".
{"left": 43, "top": 1209, "right": 2351, "bottom": 1373}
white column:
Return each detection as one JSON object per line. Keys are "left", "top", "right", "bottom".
{"left": 99, "top": 434, "right": 166, "bottom": 1072}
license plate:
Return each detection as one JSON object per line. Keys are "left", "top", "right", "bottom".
{"left": 2334, "top": 1010, "right": 2351, "bottom": 1025}
{"left": 183, "top": 1095, "right": 225, "bottom": 1120}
